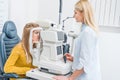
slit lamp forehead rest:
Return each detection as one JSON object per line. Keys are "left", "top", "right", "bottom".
{"left": 29, "top": 27, "right": 43, "bottom": 53}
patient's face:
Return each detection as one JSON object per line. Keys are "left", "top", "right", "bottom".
{"left": 32, "top": 30, "right": 40, "bottom": 43}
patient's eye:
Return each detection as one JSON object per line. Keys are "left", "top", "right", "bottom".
{"left": 33, "top": 30, "right": 40, "bottom": 34}
{"left": 35, "top": 31, "right": 39, "bottom": 34}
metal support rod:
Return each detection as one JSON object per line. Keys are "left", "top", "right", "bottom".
{"left": 62, "top": 17, "right": 73, "bottom": 30}
{"left": 59, "top": 0, "right": 62, "bottom": 24}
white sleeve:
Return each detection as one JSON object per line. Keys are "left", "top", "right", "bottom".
{"left": 76, "top": 30, "right": 96, "bottom": 73}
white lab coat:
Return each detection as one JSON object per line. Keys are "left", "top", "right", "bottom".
{"left": 72, "top": 24, "right": 101, "bottom": 80}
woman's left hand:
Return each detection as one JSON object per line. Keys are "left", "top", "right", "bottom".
{"left": 53, "top": 76, "right": 69, "bottom": 80}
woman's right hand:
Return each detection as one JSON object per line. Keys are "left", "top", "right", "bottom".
{"left": 64, "top": 53, "right": 73, "bottom": 62}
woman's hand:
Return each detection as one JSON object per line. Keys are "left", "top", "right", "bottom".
{"left": 53, "top": 76, "right": 69, "bottom": 80}
{"left": 64, "top": 53, "right": 73, "bottom": 62}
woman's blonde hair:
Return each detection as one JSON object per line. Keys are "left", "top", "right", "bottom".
{"left": 75, "top": 0, "right": 99, "bottom": 33}
{"left": 21, "top": 23, "right": 39, "bottom": 63}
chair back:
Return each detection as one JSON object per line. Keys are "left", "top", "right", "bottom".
{"left": 0, "top": 21, "right": 20, "bottom": 75}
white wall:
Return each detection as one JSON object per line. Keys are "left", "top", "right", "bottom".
{"left": 0, "top": 0, "right": 9, "bottom": 32}
{"left": 9, "top": 0, "right": 120, "bottom": 80}
{"left": 9, "top": 0, "right": 77, "bottom": 38}
{"left": 9, "top": 0, "right": 28, "bottom": 38}
{"left": 99, "top": 32, "right": 120, "bottom": 80}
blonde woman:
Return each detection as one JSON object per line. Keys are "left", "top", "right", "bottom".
{"left": 53, "top": 0, "right": 101, "bottom": 80}
{"left": 4, "top": 23, "right": 40, "bottom": 80}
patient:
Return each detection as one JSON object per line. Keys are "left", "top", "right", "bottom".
{"left": 4, "top": 23, "right": 40, "bottom": 80}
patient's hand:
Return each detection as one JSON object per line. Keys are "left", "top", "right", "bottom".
{"left": 64, "top": 53, "right": 73, "bottom": 62}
